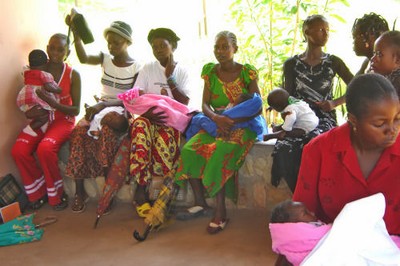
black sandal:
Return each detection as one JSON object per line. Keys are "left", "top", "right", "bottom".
{"left": 30, "top": 195, "right": 48, "bottom": 210}
{"left": 53, "top": 193, "right": 68, "bottom": 211}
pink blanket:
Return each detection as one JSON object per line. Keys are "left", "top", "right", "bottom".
{"left": 270, "top": 195, "right": 400, "bottom": 265}
{"left": 269, "top": 222, "right": 332, "bottom": 266}
{"left": 118, "top": 89, "right": 193, "bottom": 133}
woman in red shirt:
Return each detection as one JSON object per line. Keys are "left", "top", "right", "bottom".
{"left": 293, "top": 73, "right": 400, "bottom": 235}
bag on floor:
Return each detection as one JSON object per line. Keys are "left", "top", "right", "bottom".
{"left": 0, "top": 174, "right": 29, "bottom": 212}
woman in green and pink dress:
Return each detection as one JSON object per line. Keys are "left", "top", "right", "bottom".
{"left": 175, "top": 31, "right": 264, "bottom": 234}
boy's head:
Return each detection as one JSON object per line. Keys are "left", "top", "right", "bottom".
{"left": 267, "top": 88, "right": 290, "bottom": 112}
{"left": 270, "top": 200, "right": 317, "bottom": 223}
{"left": 371, "top": 30, "right": 400, "bottom": 75}
{"left": 29, "top": 49, "right": 48, "bottom": 69}
{"left": 101, "top": 112, "right": 128, "bottom": 133}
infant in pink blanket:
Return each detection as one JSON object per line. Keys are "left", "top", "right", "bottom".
{"left": 269, "top": 200, "right": 331, "bottom": 266}
{"left": 117, "top": 87, "right": 193, "bottom": 133}
{"left": 269, "top": 199, "right": 400, "bottom": 266}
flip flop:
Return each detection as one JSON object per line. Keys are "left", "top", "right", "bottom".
{"left": 176, "top": 206, "right": 213, "bottom": 221}
{"left": 206, "top": 218, "right": 229, "bottom": 235}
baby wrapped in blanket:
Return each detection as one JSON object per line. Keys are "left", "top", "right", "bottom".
{"left": 269, "top": 194, "right": 400, "bottom": 266}
{"left": 118, "top": 87, "right": 194, "bottom": 133}
{"left": 184, "top": 93, "right": 268, "bottom": 140}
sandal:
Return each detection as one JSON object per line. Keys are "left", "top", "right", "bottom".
{"left": 135, "top": 202, "right": 151, "bottom": 218}
{"left": 30, "top": 195, "right": 48, "bottom": 210}
{"left": 53, "top": 193, "right": 69, "bottom": 211}
{"left": 176, "top": 206, "right": 213, "bottom": 221}
{"left": 206, "top": 219, "right": 229, "bottom": 235}
{"left": 71, "top": 194, "right": 88, "bottom": 213}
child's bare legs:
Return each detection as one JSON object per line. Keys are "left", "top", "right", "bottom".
{"left": 29, "top": 113, "right": 48, "bottom": 129}
{"left": 23, "top": 108, "right": 49, "bottom": 136}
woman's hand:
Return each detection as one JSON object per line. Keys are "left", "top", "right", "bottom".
{"left": 141, "top": 106, "right": 167, "bottom": 125}
{"left": 36, "top": 89, "right": 57, "bottom": 108}
{"left": 315, "top": 100, "right": 335, "bottom": 112}
{"left": 65, "top": 8, "right": 77, "bottom": 27}
{"left": 165, "top": 54, "right": 176, "bottom": 78}
{"left": 65, "top": 14, "right": 72, "bottom": 27}
{"left": 85, "top": 102, "right": 106, "bottom": 121}
{"left": 214, "top": 114, "right": 234, "bottom": 134}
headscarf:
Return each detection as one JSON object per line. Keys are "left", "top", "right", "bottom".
{"left": 147, "top": 28, "right": 180, "bottom": 49}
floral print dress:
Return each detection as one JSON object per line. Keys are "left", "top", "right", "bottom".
{"left": 175, "top": 63, "right": 258, "bottom": 202}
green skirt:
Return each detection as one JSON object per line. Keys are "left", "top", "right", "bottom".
{"left": 175, "top": 128, "right": 256, "bottom": 202}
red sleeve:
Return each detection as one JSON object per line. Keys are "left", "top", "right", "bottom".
{"left": 293, "top": 138, "right": 323, "bottom": 219}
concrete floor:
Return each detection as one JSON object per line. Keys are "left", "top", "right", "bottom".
{"left": 0, "top": 200, "right": 278, "bottom": 266}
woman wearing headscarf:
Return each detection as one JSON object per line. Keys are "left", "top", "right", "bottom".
{"left": 128, "top": 28, "right": 191, "bottom": 217}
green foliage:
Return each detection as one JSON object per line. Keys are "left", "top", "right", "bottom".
{"left": 229, "top": 0, "right": 350, "bottom": 122}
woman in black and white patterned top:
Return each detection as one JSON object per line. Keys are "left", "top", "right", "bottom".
{"left": 272, "top": 15, "right": 353, "bottom": 192}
